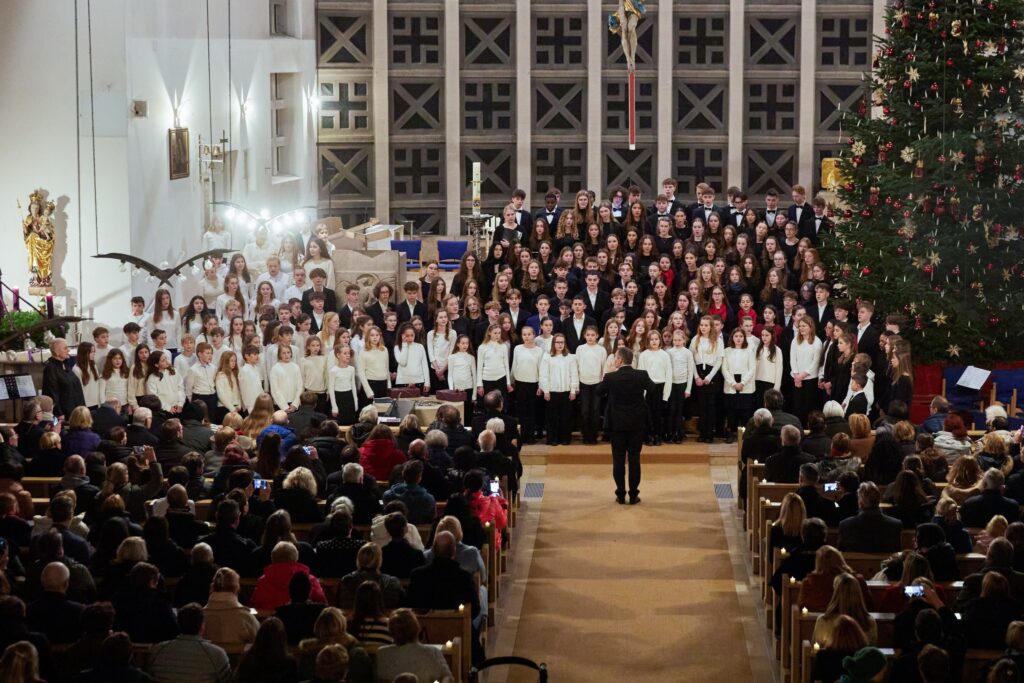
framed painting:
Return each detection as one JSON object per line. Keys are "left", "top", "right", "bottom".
{"left": 169, "top": 127, "right": 190, "bottom": 179}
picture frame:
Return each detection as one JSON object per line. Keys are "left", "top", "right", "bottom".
{"left": 168, "top": 127, "right": 190, "bottom": 179}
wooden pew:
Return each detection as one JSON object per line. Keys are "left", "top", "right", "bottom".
{"left": 416, "top": 607, "right": 473, "bottom": 680}
{"left": 22, "top": 476, "right": 59, "bottom": 498}
{"left": 799, "top": 641, "right": 896, "bottom": 683}
{"left": 790, "top": 610, "right": 896, "bottom": 683}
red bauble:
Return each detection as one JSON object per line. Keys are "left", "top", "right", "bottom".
{"left": 897, "top": 245, "right": 905, "bottom": 254}
{"left": 979, "top": 339, "right": 987, "bottom": 348}
{"left": 989, "top": 315, "right": 1001, "bottom": 326}
{"left": 893, "top": 200, "right": 903, "bottom": 209}
{"left": 906, "top": 53, "right": 915, "bottom": 61}
{"left": 951, "top": 266, "right": 960, "bottom": 276}
{"left": 934, "top": 204, "right": 946, "bottom": 217}
{"left": 883, "top": 107, "right": 891, "bottom": 115}
{"left": 923, "top": 264, "right": 934, "bottom": 273}
{"left": 843, "top": 209, "right": 853, "bottom": 218}
{"left": 903, "top": 80, "right": 912, "bottom": 89}
{"left": 861, "top": 266, "right": 872, "bottom": 275}
{"left": 929, "top": 82, "right": 940, "bottom": 92}
{"left": 886, "top": 141, "right": 894, "bottom": 150}
{"left": 965, "top": 78, "right": 973, "bottom": 87}
{"left": 946, "top": 58, "right": 955, "bottom": 66}
{"left": 987, "top": 262, "right": 995, "bottom": 270}
{"left": 914, "top": 316, "right": 923, "bottom": 331}
{"left": 841, "top": 269, "right": 851, "bottom": 278}
{"left": 913, "top": 101, "right": 922, "bottom": 109}
{"left": 903, "top": 210, "right": 912, "bottom": 218}
{"left": 860, "top": 208, "right": 872, "bottom": 218}
{"left": 856, "top": 241, "right": 865, "bottom": 248}
{"left": 884, "top": 196, "right": 893, "bottom": 205}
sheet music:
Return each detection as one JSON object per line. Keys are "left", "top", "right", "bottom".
{"left": 15, "top": 375, "right": 37, "bottom": 397}
{"left": 957, "top": 365, "right": 991, "bottom": 391}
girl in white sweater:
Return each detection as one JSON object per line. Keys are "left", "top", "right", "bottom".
{"left": 145, "top": 350, "right": 185, "bottom": 414}
{"left": 476, "top": 324, "right": 511, "bottom": 401}
{"left": 215, "top": 351, "right": 243, "bottom": 416}
{"left": 358, "top": 327, "right": 391, "bottom": 400}
{"left": 127, "top": 345, "right": 151, "bottom": 410}
{"left": 270, "top": 344, "right": 303, "bottom": 411}
{"left": 301, "top": 336, "right": 330, "bottom": 413}
{"left": 754, "top": 327, "right": 783, "bottom": 408}
{"left": 690, "top": 315, "right": 724, "bottom": 443}
{"left": 539, "top": 334, "right": 579, "bottom": 446}
{"left": 73, "top": 342, "right": 102, "bottom": 409}
{"left": 666, "top": 329, "right": 695, "bottom": 443}
{"left": 638, "top": 330, "right": 672, "bottom": 445}
{"left": 152, "top": 288, "right": 181, "bottom": 352}
{"left": 427, "top": 311, "right": 457, "bottom": 392}
{"left": 329, "top": 345, "right": 362, "bottom": 426}
{"left": 394, "top": 323, "right": 431, "bottom": 392}
{"left": 790, "top": 317, "right": 823, "bottom": 422}
{"left": 99, "top": 349, "right": 130, "bottom": 408}
{"left": 446, "top": 335, "right": 477, "bottom": 425}
{"left": 722, "top": 327, "right": 756, "bottom": 443}
{"left": 575, "top": 326, "right": 608, "bottom": 444}
{"left": 239, "top": 346, "right": 265, "bottom": 414}
{"left": 512, "top": 326, "right": 546, "bottom": 444}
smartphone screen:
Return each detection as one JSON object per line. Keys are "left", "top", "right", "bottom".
{"left": 489, "top": 479, "right": 500, "bottom": 495}
{"left": 904, "top": 585, "right": 924, "bottom": 598}
{"left": 823, "top": 483, "right": 838, "bottom": 493}
{"left": 253, "top": 479, "right": 268, "bottom": 490}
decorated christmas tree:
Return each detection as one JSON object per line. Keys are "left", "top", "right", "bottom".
{"left": 823, "top": 0, "right": 1024, "bottom": 363}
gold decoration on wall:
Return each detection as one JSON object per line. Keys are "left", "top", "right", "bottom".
{"left": 22, "top": 190, "right": 56, "bottom": 293}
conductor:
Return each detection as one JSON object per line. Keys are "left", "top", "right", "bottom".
{"left": 597, "top": 347, "right": 655, "bottom": 505}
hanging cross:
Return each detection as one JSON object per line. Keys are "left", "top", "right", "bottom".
{"left": 609, "top": 0, "right": 647, "bottom": 150}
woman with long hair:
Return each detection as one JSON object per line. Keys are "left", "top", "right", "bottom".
{"left": 73, "top": 341, "right": 101, "bottom": 409}
{"left": 809, "top": 615, "right": 869, "bottom": 683}
{"left": 690, "top": 315, "right": 724, "bottom": 443}
{"left": 183, "top": 295, "right": 210, "bottom": 337}
{"left": 128, "top": 344, "right": 150, "bottom": 409}
{"left": 941, "top": 453, "right": 984, "bottom": 504}
{"left": 99, "top": 347, "right": 130, "bottom": 407}
{"left": 813, "top": 573, "right": 878, "bottom": 646}
{"left": 304, "top": 237, "right": 335, "bottom": 290}
{"left": 554, "top": 211, "right": 580, "bottom": 252}
{"left": 217, "top": 274, "right": 248, "bottom": 322}
{"left": 790, "top": 317, "right": 823, "bottom": 422}
{"left": 797, "top": 545, "right": 862, "bottom": 612}
{"left": 597, "top": 200, "right": 621, "bottom": 238}
{"left": 623, "top": 200, "right": 647, "bottom": 237}
{"left": 349, "top": 581, "right": 394, "bottom": 645}
{"left": 451, "top": 251, "right": 482, "bottom": 297}
{"left": 480, "top": 241, "right": 508, "bottom": 294}
{"left": 527, "top": 217, "right": 552, "bottom": 254}
{"left": 888, "top": 338, "right": 914, "bottom": 408}
{"left": 241, "top": 393, "right": 275, "bottom": 439}
{"left": 769, "top": 492, "right": 806, "bottom": 557}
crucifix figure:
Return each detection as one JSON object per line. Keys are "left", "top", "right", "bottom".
{"left": 609, "top": 0, "right": 646, "bottom": 148}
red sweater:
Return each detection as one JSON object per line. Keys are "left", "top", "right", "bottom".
{"left": 250, "top": 561, "right": 326, "bottom": 611}
{"left": 359, "top": 439, "right": 407, "bottom": 481}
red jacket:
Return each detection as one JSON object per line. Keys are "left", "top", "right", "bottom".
{"left": 359, "top": 439, "right": 407, "bottom": 481}
{"left": 469, "top": 490, "right": 508, "bottom": 531}
{"left": 249, "top": 561, "right": 326, "bottom": 611}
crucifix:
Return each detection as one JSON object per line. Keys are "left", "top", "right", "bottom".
{"left": 609, "top": 0, "right": 647, "bottom": 150}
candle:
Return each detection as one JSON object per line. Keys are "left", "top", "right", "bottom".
{"left": 45, "top": 293, "right": 54, "bottom": 318}
{"left": 12, "top": 287, "right": 19, "bottom": 311}
{"left": 471, "top": 161, "right": 481, "bottom": 218}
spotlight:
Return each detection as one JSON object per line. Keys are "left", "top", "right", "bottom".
{"left": 176, "top": 274, "right": 188, "bottom": 284}
{"left": 159, "top": 261, "right": 169, "bottom": 269}
{"left": 191, "top": 264, "right": 202, "bottom": 276}
{"left": 225, "top": 207, "right": 236, "bottom": 220}
{"left": 283, "top": 213, "right": 295, "bottom": 226}
{"left": 247, "top": 219, "right": 257, "bottom": 231}
{"left": 131, "top": 267, "right": 141, "bottom": 277}
{"left": 146, "top": 274, "right": 156, "bottom": 283}
{"left": 119, "top": 262, "right": 127, "bottom": 272}
{"left": 260, "top": 208, "right": 271, "bottom": 220}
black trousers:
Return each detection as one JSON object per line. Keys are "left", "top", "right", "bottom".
{"left": 792, "top": 380, "right": 819, "bottom": 423}
{"left": 725, "top": 390, "right": 754, "bottom": 434}
{"left": 668, "top": 383, "right": 689, "bottom": 438}
{"left": 366, "top": 379, "right": 389, "bottom": 401}
{"left": 514, "top": 381, "right": 539, "bottom": 441}
{"left": 694, "top": 367, "right": 722, "bottom": 440}
{"left": 193, "top": 393, "right": 218, "bottom": 422}
{"left": 610, "top": 428, "right": 644, "bottom": 497}
{"left": 645, "top": 383, "right": 666, "bottom": 440}
{"left": 333, "top": 390, "right": 358, "bottom": 425}
{"left": 313, "top": 392, "right": 330, "bottom": 415}
{"left": 546, "top": 391, "right": 571, "bottom": 445}
{"left": 482, "top": 377, "right": 508, "bottom": 408}
{"left": 578, "top": 383, "right": 602, "bottom": 442}
{"left": 754, "top": 380, "right": 775, "bottom": 409}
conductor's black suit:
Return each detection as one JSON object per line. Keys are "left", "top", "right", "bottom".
{"left": 597, "top": 361, "right": 656, "bottom": 501}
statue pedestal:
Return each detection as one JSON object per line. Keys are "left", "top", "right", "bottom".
{"left": 28, "top": 286, "right": 53, "bottom": 296}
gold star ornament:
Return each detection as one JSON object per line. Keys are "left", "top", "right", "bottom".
{"left": 1015, "top": 66, "right": 1024, "bottom": 82}
{"left": 851, "top": 140, "right": 867, "bottom": 156}
{"left": 981, "top": 83, "right": 993, "bottom": 98}
{"left": 932, "top": 312, "right": 948, "bottom": 326}
{"left": 900, "top": 146, "right": 916, "bottom": 163}
{"left": 947, "top": 344, "right": 961, "bottom": 358}
{"left": 907, "top": 66, "right": 921, "bottom": 82}
{"left": 927, "top": 250, "right": 942, "bottom": 266}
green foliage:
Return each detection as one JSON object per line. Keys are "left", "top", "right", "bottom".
{"left": 822, "top": 0, "right": 1024, "bottom": 363}
{"left": 0, "top": 311, "right": 47, "bottom": 351}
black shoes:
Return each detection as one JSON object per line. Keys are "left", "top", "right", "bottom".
{"left": 616, "top": 495, "right": 626, "bottom": 505}
{"left": 628, "top": 496, "right": 641, "bottom": 505}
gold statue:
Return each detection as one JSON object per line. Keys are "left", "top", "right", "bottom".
{"left": 22, "top": 191, "right": 55, "bottom": 291}
{"left": 820, "top": 158, "right": 845, "bottom": 191}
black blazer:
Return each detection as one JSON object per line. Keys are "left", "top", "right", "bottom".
{"left": 514, "top": 207, "right": 532, "bottom": 235}
{"left": 597, "top": 365, "right": 655, "bottom": 432}
{"left": 761, "top": 208, "right": 782, "bottom": 228}
{"left": 365, "top": 301, "right": 396, "bottom": 330}
{"left": 407, "top": 556, "right": 480, "bottom": 618}
{"left": 804, "top": 214, "right": 834, "bottom": 245}
{"left": 837, "top": 509, "right": 903, "bottom": 553}
{"left": 397, "top": 300, "right": 428, "bottom": 326}
{"left": 808, "top": 304, "right": 834, "bottom": 338}
{"left": 43, "top": 358, "right": 85, "bottom": 418}
{"left": 534, "top": 207, "right": 563, "bottom": 228}
{"left": 787, "top": 202, "right": 815, "bottom": 234}
{"left": 580, "top": 289, "right": 611, "bottom": 321}
{"left": 845, "top": 392, "right": 869, "bottom": 418}
{"left": 855, "top": 324, "right": 881, "bottom": 362}
{"left": 301, "top": 287, "right": 338, "bottom": 317}
{"left": 690, "top": 204, "right": 724, "bottom": 227}
{"left": 89, "top": 405, "right": 126, "bottom": 439}
{"left": 337, "top": 303, "right": 361, "bottom": 330}
{"left": 562, "top": 315, "right": 596, "bottom": 353}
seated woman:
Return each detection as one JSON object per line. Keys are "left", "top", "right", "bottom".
{"left": 885, "top": 470, "right": 936, "bottom": 529}
{"left": 25, "top": 431, "right": 65, "bottom": 477}
{"left": 962, "top": 572, "right": 1024, "bottom": 649}
{"left": 248, "top": 508, "right": 317, "bottom": 577}
{"left": 296, "top": 607, "right": 374, "bottom": 683}
{"left": 62, "top": 406, "right": 101, "bottom": 457}
{"left": 809, "top": 615, "right": 869, "bottom": 683}
{"left": 812, "top": 573, "right": 878, "bottom": 646}
{"left": 337, "top": 542, "right": 403, "bottom": 609}
{"left": 250, "top": 541, "right": 327, "bottom": 612}
{"left": 977, "top": 432, "right": 1015, "bottom": 476}
{"left": 768, "top": 493, "right": 806, "bottom": 559}
{"left": 798, "top": 545, "right": 872, "bottom": 613}
{"left": 202, "top": 566, "right": 259, "bottom": 648}
{"left": 974, "top": 514, "right": 1009, "bottom": 555}
{"left": 274, "top": 466, "right": 325, "bottom": 524}
{"left": 931, "top": 497, "right": 974, "bottom": 554}
{"left": 863, "top": 426, "right": 904, "bottom": 486}
{"left": 933, "top": 414, "right": 974, "bottom": 464}
{"left": 348, "top": 581, "right": 394, "bottom": 645}
{"left": 822, "top": 400, "right": 851, "bottom": 438}
{"left": 917, "top": 432, "right": 949, "bottom": 482}
{"left": 847, "top": 414, "right": 875, "bottom": 460}
{"left": 940, "top": 454, "right": 983, "bottom": 505}
{"left": 874, "top": 552, "right": 943, "bottom": 613}
{"left": 375, "top": 609, "right": 454, "bottom": 683}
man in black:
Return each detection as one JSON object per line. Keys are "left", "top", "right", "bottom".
{"left": 197, "top": 500, "right": 257, "bottom": 572}
{"left": 597, "top": 348, "right": 656, "bottom": 505}
{"left": 837, "top": 482, "right": 903, "bottom": 553}
{"left": 42, "top": 338, "right": 85, "bottom": 419}
{"left": 765, "top": 425, "right": 815, "bottom": 483}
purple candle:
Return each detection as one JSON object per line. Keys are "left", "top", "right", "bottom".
{"left": 12, "top": 287, "right": 19, "bottom": 311}
{"left": 45, "top": 293, "right": 54, "bottom": 318}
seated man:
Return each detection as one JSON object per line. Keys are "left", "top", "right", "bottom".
{"left": 163, "top": 484, "right": 210, "bottom": 549}
{"left": 313, "top": 510, "right": 363, "bottom": 578}
{"left": 837, "top": 482, "right": 903, "bottom": 553}
{"left": 795, "top": 463, "right": 837, "bottom": 525}
{"left": 382, "top": 460, "right": 436, "bottom": 525}
{"left": 474, "top": 428, "right": 516, "bottom": 492}
{"left": 407, "top": 531, "right": 480, "bottom": 620}
{"left": 76, "top": 632, "right": 156, "bottom": 683}
{"left": 765, "top": 425, "right": 816, "bottom": 483}
{"left": 274, "top": 571, "right": 327, "bottom": 646}
{"left": 326, "top": 462, "right": 382, "bottom": 525}
{"left": 56, "top": 455, "right": 101, "bottom": 518}
{"left": 147, "top": 602, "right": 232, "bottom": 683}
{"left": 197, "top": 500, "right": 257, "bottom": 572}
{"left": 406, "top": 439, "right": 453, "bottom": 502}
{"left": 26, "top": 562, "right": 85, "bottom": 645}
{"left": 112, "top": 562, "right": 179, "bottom": 645}
{"left": 960, "top": 468, "right": 1021, "bottom": 529}
{"left": 745, "top": 389, "right": 802, "bottom": 433}
{"left": 956, "top": 537, "right": 1024, "bottom": 606}
{"left": 380, "top": 512, "right": 426, "bottom": 579}
{"left": 125, "top": 407, "right": 159, "bottom": 448}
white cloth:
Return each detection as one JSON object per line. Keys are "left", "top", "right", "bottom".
{"left": 174, "top": 352, "right": 196, "bottom": 378}
{"left": 186, "top": 361, "right": 217, "bottom": 397}
{"left": 199, "top": 277, "right": 224, "bottom": 307}
{"left": 539, "top": 353, "right": 579, "bottom": 394}
{"left": 73, "top": 366, "right": 102, "bottom": 407}
{"left": 328, "top": 365, "right": 362, "bottom": 413}
{"left": 256, "top": 270, "right": 291, "bottom": 301}
{"left": 476, "top": 343, "right": 510, "bottom": 386}
{"left": 666, "top": 346, "right": 696, "bottom": 395}
{"left": 426, "top": 329, "right": 457, "bottom": 370}
{"left": 152, "top": 311, "right": 181, "bottom": 349}
{"left": 574, "top": 343, "right": 607, "bottom": 386}
{"left": 304, "top": 257, "right": 336, "bottom": 290}
{"left": 98, "top": 374, "right": 129, "bottom": 404}
{"left": 690, "top": 337, "right": 723, "bottom": 381}
{"left": 637, "top": 348, "right": 672, "bottom": 400}
{"left": 395, "top": 343, "right": 430, "bottom": 386}
{"left": 358, "top": 349, "right": 392, "bottom": 393}
{"left": 722, "top": 347, "right": 756, "bottom": 395}
{"left": 242, "top": 240, "right": 275, "bottom": 276}
{"left": 146, "top": 372, "right": 185, "bottom": 412}
{"left": 755, "top": 347, "right": 784, "bottom": 390}
{"left": 511, "top": 345, "right": 544, "bottom": 383}
{"left": 447, "top": 352, "right": 477, "bottom": 391}
{"left": 300, "top": 355, "right": 329, "bottom": 393}
{"left": 270, "top": 361, "right": 302, "bottom": 409}
{"left": 215, "top": 373, "right": 243, "bottom": 412}
{"left": 239, "top": 363, "right": 265, "bottom": 413}
{"left": 789, "top": 337, "right": 823, "bottom": 379}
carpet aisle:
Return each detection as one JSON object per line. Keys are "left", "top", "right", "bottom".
{"left": 508, "top": 463, "right": 758, "bottom": 682}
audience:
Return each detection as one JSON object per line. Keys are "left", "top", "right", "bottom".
{"left": 375, "top": 609, "right": 454, "bottom": 683}
{"left": 147, "top": 603, "right": 232, "bottom": 683}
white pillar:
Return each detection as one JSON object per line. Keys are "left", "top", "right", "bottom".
{"left": 444, "top": 0, "right": 461, "bottom": 235}
{"left": 516, "top": 0, "right": 532, "bottom": 203}
{"left": 587, "top": 0, "right": 602, "bottom": 191}
{"left": 372, "top": 0, "right": 390, "bottom": 220}
{"left": 657, "top": 0, "right": 673, "bottom": 182}
{"left": 727, "top": 0, "right": 745, "bottom": 187}
{"left": 798, "top": 0, "right": 817, "bottom": 190}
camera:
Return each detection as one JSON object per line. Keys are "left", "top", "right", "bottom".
{"left": 489, "top": 479, "right": 500, "bottom": 495}
{"left": 823, "top": 482, "right": 838, "bottom": 493}
{"left": 903, "top": 585, "right": 925, "bottom": 598}
{"left": 253, "top": 479, "right": 269, "bottom": 491}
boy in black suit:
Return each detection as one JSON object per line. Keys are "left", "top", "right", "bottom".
{"left": 511, "top": 188, "right": 531, "bottom": 234}
{"left": 535, "top": 191, "right": 561, "bottom": 229}
{"left": 761, "top": 188, "right": 781, "bottom": 228}
{"left": 690, "top": 184, "right": 723, "bottom": 227}
{"left": 397, "top": 281, "right": 427, "bottom": 325}
{"left": 844, "top": 374, "right": 869, "bottom": 417}
{"left": 338, "top": 284, "right": 361, "bottom": 329}
{"left": 805, "top": 196, "right": 834, "bottom": 245}
{"left": 787, "top": 184, "right": 815, "bottom": 237}
{"left": 301, "top": 268, "right": 336, "bottom": 317}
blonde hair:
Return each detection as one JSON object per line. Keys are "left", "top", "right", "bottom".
{"left": 982, "top": 432, "right": 1008, "bottom": 456}
{"left": 356, "top": 542, "right": 382, "bottom": 570}
{"left": 986, "top": 515, "right": 1010, "bottom": 539}
{"left": 68, "top": 405, "right": 93, "bottom": 430}
{"left": 115, "top": 536, "right": 149, "bottom": 563}
{"left": 821, "top": 573, "right": 873, "bottom": 644}
{"left": 776, "top": 492, "right": 807, "bottom": 537}
{"left": 848, "top": 413, "right": 871, "bottom": 439}
{"left": 436, "top": 515, "right": 464, "bottom": 543}
{"left": 813, "top": 545, "right": 854, "bottom": 576}
{"left": 211, "top": 567, "right": 240, "bottom": 593}
{"left": 283, "top": 466, "right": 317, "bottom": 496}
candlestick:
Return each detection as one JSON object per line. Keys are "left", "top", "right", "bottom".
{"left": 471, "top": 161, "right": 481, "bottom": 218}
{"left": 12, "top": 287, "right": 19, "bottom": 312}
{"left": 45, "top": 293, "right": 54, "bottom": 319}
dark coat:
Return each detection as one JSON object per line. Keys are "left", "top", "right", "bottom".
{"left": 764, "top": 446, "right": 815, "bottom": 483}
{"left": 125, "top": 423, "right": 159, "bottom": 448}
{"left": 328, "top": 481, "right": 383, "bottom": 525}
{"left": 275, "top": 601, "right": 328, "bottom": 646}
{"left": 198, "top": 525, "right": 258, "bottom": 572}
{"left": 112, "top": 586, "right": 179, "bottom": 644}
{"left": 597, "top": 365, "right": 656, "bottom": 433}
{"left": 837, "top": 508, "right": 903, "bottom": 553}
{"left": 43, "top": 357, "right": 85, "bottom": 417}
{"left": 960, "top": 490, "right": 1022, "bottom": 528}
{"left": 407, "top": 556, "right": 480, "bottom": 618}
{"left": 26, "top": 591, "right": 85, "bottom": 644}
{"left": 90, "top": 404, "right": 127, "bottom": 439}
{"left": 381, "top": 537, "right": 426, "bottom": 579}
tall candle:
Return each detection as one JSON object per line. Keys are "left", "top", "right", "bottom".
{"left": 471, "top": 161, "right": 481, "bottom": 218}
{"left": 12, "top": 287, "right": 19, "bottom": 312}
{"left": 45, "top": 293, "right": 54, "bottom": 319}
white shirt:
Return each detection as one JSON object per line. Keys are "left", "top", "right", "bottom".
{"left": 146, "top": 371, "right": 185, "bottom": 411}
{"left": 283, "top": 283, "right": 311, "bottom": 302}
{"left": 789, "top": 337, "right": 824, "bottom": 378}
{"left": 301, "top": 355, "right": 329, "bottom": 393}
{"left": 843, "top": 368, "right": 875, "bottom": 411}
{"left": 216, "top": 293, "right": 247, "bottom": 322}
{"left": 304, "top": 257, "right": 336, "bottom": 290}
{"left": 447, "top": 352, "right": 477, "bottom": 392}
{"left": 215, "top": 372, "right": 243, "bottom": 412}
{"left": 328, "top": 365, "right": 362, "bottom": 413}
{"left": 539, "top": 354, "right": 579, "bottom": 394}
{"left": 426, "top": 330, "right": 457, "bottom": 369}
{"left": 476, "top": 342, "right": 511, "bottom": 386}
{"left": 199, "top": 276, "right": 224, "bottom": 307}
{"left": 270, "top": 361, "right": 303, "bottom": 409}
{"left": 638, "top": 348, "right": 673, "bottom": 400}
{"left": 98, "top": 374, "right": 128, "bottom": 405}
{"left": 73, "top": 366, "right": 102, "bottom": 407}
{"left": 257, "top": 270, "right": 292, "bottom": 301}
{"left": 690, "top": 337, "right": 724, "bottom": 381}
{"left": 127, "top": 372, "right": 147, "bottom": 408}
{"left": 722, "top": 347, "right": 757, "bottom": 395}
{"left": 755, "top": 347, "right": 784, "bottom": 389}
{"left": 574, "top": 344, "right": 608, "bottom": 386}
{"left": 666, "top": 346, "right": 695, "bottom": 395}
{"left": 151, "top": 311, "right": 181, "bottom": 350}
{"left": 511, "top": 345, "right": 544, "bottom": 384}
{"left": 174, "top": 352, "right": 196, "bottom": 379}
{"left": 239, "top": 363, "right": 265, "bottom": 413}
{"left": 395, "top": 342, "right": 430, "bottom": 386}
{"left": 186, "top": 361, "right": 217, "bottom": 397}
{"left": 358, "top": 348, "right": 392, "bottom": 387}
